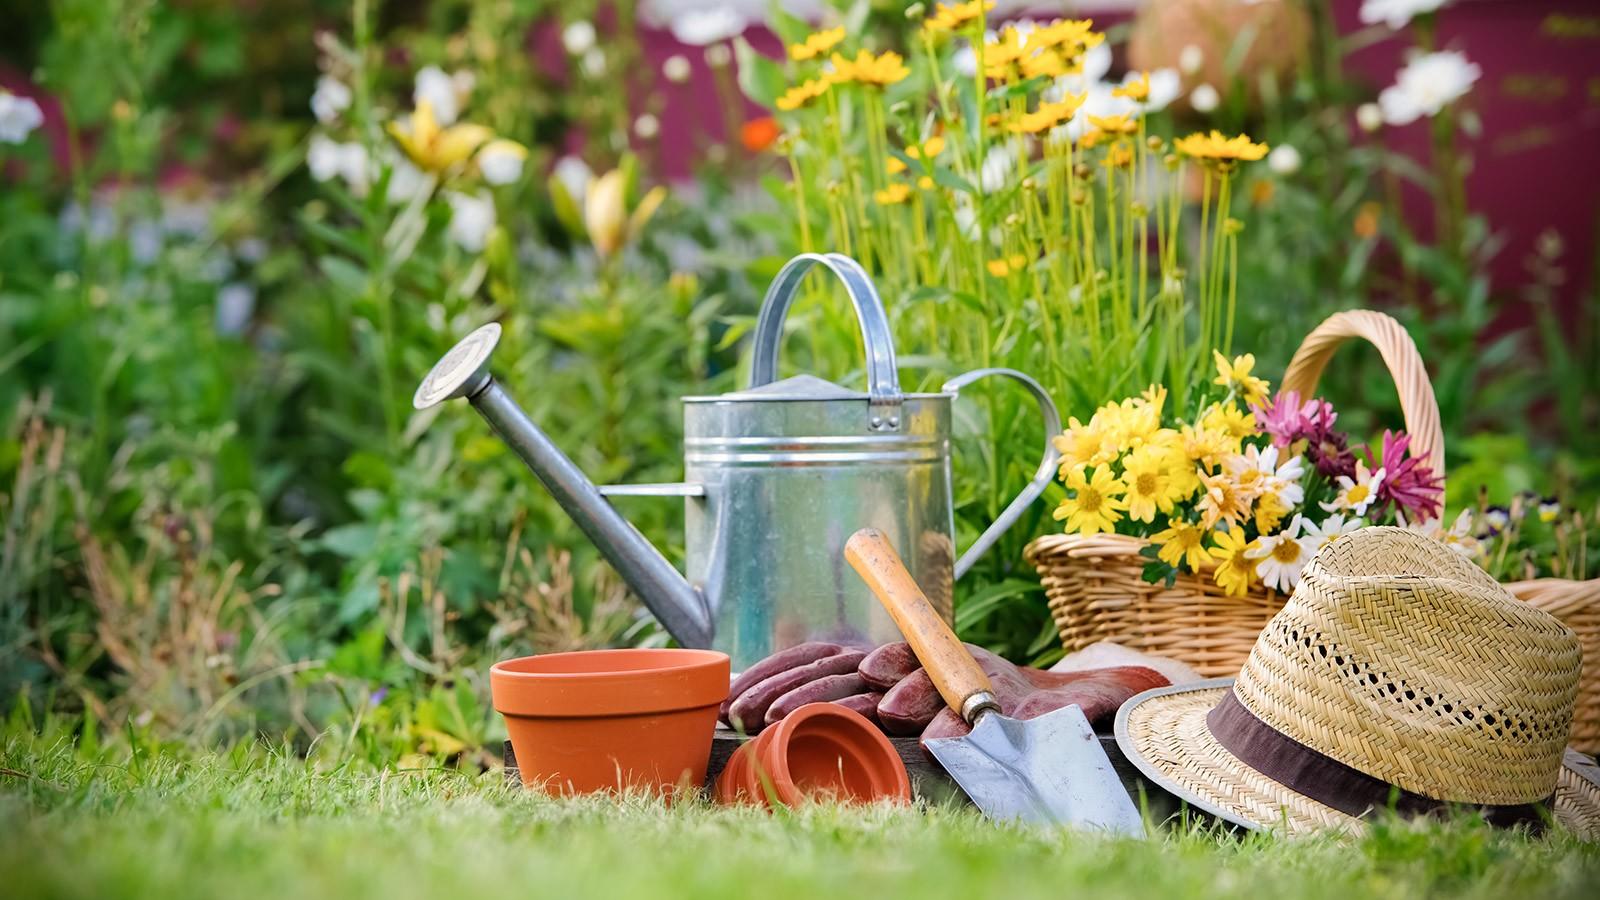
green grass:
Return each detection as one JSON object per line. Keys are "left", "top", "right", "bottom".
{"left": 3, "top": 732, "right": 1598, "bottom": 900}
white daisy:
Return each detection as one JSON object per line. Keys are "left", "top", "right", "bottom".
{"left": 1246, "top": 516, "right": 1314, "bottom": 593}
{"left": 1321, "top": 460, "right": 1385, "bottom": 517}
{"left": 1301, "top": 514, "right": 1364, "bottom": 551}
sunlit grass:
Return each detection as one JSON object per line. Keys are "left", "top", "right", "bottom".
{"left": 3, "top": 732, "right": 1597, "bottom": 900}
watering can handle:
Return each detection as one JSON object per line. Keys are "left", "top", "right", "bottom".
{"left": 944, "top": 368, "right": 1063, "bottom": 580}
{"left": 748, "top": 253, "right": 904, "bottom": 432}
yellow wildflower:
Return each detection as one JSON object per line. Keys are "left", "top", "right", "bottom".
{"left": 387, "top": 100, "right": 494, "bottom": 172}
{"left": 1122, "top": 444, "right": 1186, "bottom": 523}
{"left": 1020, "top": 49, "right": 1069, "bottom": 80}
{"left": 1201, "top": 404, "right": 1257, "bottom": 441}
{"left": 985, "top": 253, "right": 1028, "bottom": 277}
{"left": 1197, "top": 468, "right": 1253, "bottom": 530}
{"left": 1053, "top": 464, "right": 1127, "bottom": 535}
{"left": 1175, "top": 130, "right": 1269, "bottom": 163}
{"left": 776, "top": 77, "right": 833, "bottom": 111}
{"left": 982, "top": 27, "right": 1030, "bottom": 79}
{"left": 1079, "top": 128, "right": 1104, "bottom": 149}
{"left": 1152, "top": 520, "right": 1214, "bottom": 571}
{"left": 875, "top": 183, "right": 911, "bottom": 205}
{"left": 830, "top": 50, "right": 910, "bottom": 87}
{"left": 886, "top": 157, "right": 907, "bottom": 175}
{"left": 788, "top": 26, "right": 845, "bottom": 62}
{"left": 1210, "top": 526, "right": 1259, "bottom": 597}
{"left": 1088, "top": 114, "right": 1138, "bottom": 136}
{"left": 1113, "top": 72, "right": 1151, "bottom": 102}
{"left": 1255, "top": 490, "right": 1290, "bottom": 533}
{"left": 1106, "top": 143, "right": 1134, "bottom": 168}
{"left": 1211, "top": 350, "right": 1271, "bottom": 405}
{"left": 1179, "top": 423, "right": 1236, "bottom": 470}
{"left": 918, "top": 175, "right": 934, "bottom": 190}
{"left": 906, "top": 135, "right": 946, "bottom": 161}
{"left": 924, "top": 0, "right": 994, "bottom": 34}
{"left": 1007, "top": 94, "right": 1085, "bottom": 135}
{"left": 1053, "top": 417, "right": 1117, "bottom": 470}
{"left": 1028, "top": 18, "right": 1101, "bottom": 54}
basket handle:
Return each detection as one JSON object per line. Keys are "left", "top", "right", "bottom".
{"left": 1279, "top": 310, "right": 1445, "bottom": 494}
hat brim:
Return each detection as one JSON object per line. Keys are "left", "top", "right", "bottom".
{"left": 1114, "top": 679, "right": 1600, "bottom": 839}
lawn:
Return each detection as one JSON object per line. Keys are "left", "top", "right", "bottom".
{"left": 4, "top": 733, "right": 1598, "bottom": 900}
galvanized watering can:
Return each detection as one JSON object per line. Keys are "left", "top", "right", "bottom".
{"left": 415, "top": 253, "right": 1060, "bottom": 670}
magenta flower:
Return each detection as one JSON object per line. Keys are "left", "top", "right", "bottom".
{"left": 1252, "top": 390, "right": 1353, "bottom": 479}
{"left": 1364, "top": 430, "right": 1443, "bottom": 521}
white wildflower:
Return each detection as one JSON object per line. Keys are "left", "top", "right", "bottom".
{"left": 662, "top": 54, "right": 692, "bottom": 84}
{"left": 671, "top": 7, "right": 747, "bottom": 46}
{"left": 414, "top": 65, "right": 470, "bottom": 125}
{"left": 1378, "top": 50, "right": 1480, "bottom": 126}
{"left": 1189, "top": 83, "right": 1220, "bottom": 113}
{"left": 553, "top": 155, "right": 594, "bottom": 206}
{"left": 310, "top": 75, "right": 352, "bottom": 124}
{"left": 1178, "top": 44, "right": 1204, "bottom": 76}
{"left": 1268, "top": 144, "right": 1302, "bottom": 175}
{"left": 1321, "top": 461, "right": 1386, "bottom": 517}
{"left": 581, "top": 48, "right": 607, "bottom": 78}
{"left": 1360, "top": 0, "right": 1448, "bottom": 31}
{"left": 1356, "top": 102, "right": 1384, "bottom": 132}
{"left": 634, "top": 114, "right": 660, "bottom": 140}
{"left": 215, "top": 282, "right": 256, "bottom": 336}
{"left": 445, "top": 190, "right": 496, "bottom": 253}
{"left": 562, "top": 20, "right": 597, "bottom": 55}
{"left": 0, "top": 91, "right": 45, "bottom": 144}
{"left": 477, "top": 139, "right": 527, "bottom": 186}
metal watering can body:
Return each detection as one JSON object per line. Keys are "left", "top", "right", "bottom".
{"left": 415, "top": 253, "right": 1060, "bottom": 671}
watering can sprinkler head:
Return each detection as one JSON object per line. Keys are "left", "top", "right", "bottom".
{"left": 414, "top": 322, "right": 715, "bottom": 649}
{"left": 414, "top": 322, "right": 501, "bottom": 410}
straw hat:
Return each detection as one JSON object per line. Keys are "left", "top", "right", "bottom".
{"left": 1115, "top": 526, "right": 1600, "bottom": 838}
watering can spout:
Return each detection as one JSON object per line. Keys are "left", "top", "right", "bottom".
{"left": 413, "top": 323, "right": 714, "bottom": 649}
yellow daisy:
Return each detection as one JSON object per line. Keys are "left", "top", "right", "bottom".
{"left": 1211, "top": 350, "right": 1271, "bottom": 405}
{"left": 1053, "top": 464, "right": 1127, "bottom": 536}
{"left": 830, "top": 50, "right": 910, "bottom": 87}
{"left": 1201, "top": 404, "right": 1257, "bottom": 442}
{"left": 1053, "top": 416, "right": 1117, "bottom": 470}
{"left": 1152, "top": 520, "right": 1214, "bottom": 571}
{"left": 923, "top": 0, "right": 994, "bottom": 35}
{"left": 1197, "top": 468, "right": 1253, "bottom": 530}
{"left": 1088, "top": 114, "right": 1138, "bottom": 136}
{"left": 1112, "top": 72, "right": 1151, "bottom": 102}
{"left": 1210, "top": 526, "right": 1259, "bottom": 597}
{"left": 1006, "top": 94, "right": 1086, "bottom": 135}
{"left": 788, "top": 26, "right": 845, "bottom": 62}
{"left": 1175, "top": 130, "right": 1269, "bottom": 163}
{"left": 1121, "top": 444, "right": 1186, "bottom": 523}
{"left": 775, "top": 77, "right": 833, "bottom": 111}
{"left": 1179, "top": 423, "right": 1236, "bottom": 470}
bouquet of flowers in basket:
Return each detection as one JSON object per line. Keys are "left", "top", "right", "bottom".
{"left": 1051, "top": 351, "right": 1446, "bottom": 596}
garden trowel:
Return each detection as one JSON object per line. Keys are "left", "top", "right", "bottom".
{"left": 845, "top": 528, "right": 1145, "bottom": 836}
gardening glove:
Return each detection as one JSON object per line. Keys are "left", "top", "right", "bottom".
{"left": 720, "top": 642, "right": 874, "bottom": 734}
{"left": 863, "top": 641, "right": 1170, "bottom": 743}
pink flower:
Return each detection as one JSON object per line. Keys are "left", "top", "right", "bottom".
{"left": 1364, "top": 430, "right": 1442, "bottom": 521}
{"left": 1252, "top": 391, "right": 1353, "bottom": 479}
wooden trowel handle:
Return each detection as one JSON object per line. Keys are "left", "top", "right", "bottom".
{"left": 845, "top": 528, "right": 1000, "bottom": 724}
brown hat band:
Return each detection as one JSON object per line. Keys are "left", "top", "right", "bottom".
{"left": 1206, "top": 691, "right": 1552, "bottom": 831}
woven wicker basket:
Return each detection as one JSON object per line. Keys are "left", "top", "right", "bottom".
{"left": 1024, "top": 310, "right": 1600, "bottom": 751}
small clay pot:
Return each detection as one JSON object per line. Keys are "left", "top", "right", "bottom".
{"left": 492, "top": 648, "right": 729, "bottom": 795}
{"left": 716, "top": 702, "right": 911, "bottom": 807}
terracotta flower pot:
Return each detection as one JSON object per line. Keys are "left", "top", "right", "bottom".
{"left": 491, "top": 648, "right": 729, "bottom": 795}
{"left": 716, "top": 702, "right": 911, "bottom": 807}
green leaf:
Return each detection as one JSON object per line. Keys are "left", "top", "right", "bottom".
{"left": 733, "top": 36, "right": 786, "bottom": 108}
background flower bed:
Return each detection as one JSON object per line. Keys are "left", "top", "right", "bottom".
{"left": 0, "top": 0, "right": 1596, "bottom": 764}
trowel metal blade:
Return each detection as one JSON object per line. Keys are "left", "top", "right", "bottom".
{"left": 925, "top": 703, "right": 1145, "bottom": 836}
